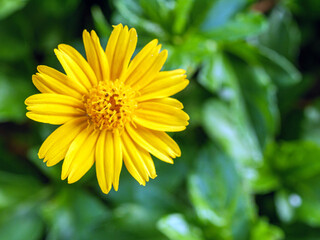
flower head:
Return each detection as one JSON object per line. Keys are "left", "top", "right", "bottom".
{"left": 25, "top": 24, "right": 189, "bottom": 194}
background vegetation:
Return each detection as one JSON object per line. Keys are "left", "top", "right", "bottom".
{"left": 0, "top": 0, "right": 319, "bottom": 239}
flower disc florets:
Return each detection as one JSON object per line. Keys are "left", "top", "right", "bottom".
{"left": 84, "top": 80, "right": 137, "bottom": 131}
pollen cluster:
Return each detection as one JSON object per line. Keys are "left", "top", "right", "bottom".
{"left": 84, "top": 80, "right": 137, "bottom": 131}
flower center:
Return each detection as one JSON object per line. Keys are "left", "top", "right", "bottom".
{"left": 84, "top": 80, "right": 137, "bottom": 131}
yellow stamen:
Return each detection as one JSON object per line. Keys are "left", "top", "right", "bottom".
{"left": 84, "top": 80, "right": 137, "bottom": 131}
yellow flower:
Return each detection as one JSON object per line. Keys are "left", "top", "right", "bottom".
{"left": 25, "top": 24, "right": 189, "bottom": 194}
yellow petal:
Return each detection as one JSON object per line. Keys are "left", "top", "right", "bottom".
{"left": 150, "top": 98, "right": 184, "bottom": 109}
{"left": 83, "top": 30, "right": 110, "bottom": 82}
{"left": 95, "top": 130, "right": 112, "bottom": 193}
{"left": 39, "top": 117, "right": 88, "bottom": 166}
{"left": 113, "top": 129, "right": 122, "bottom": 191}
{"left": 61, "top": 127, "right": 99, "bottom": 183}
{"left": 83, "top": 30, "right": 102, "bottom": 82}
{"left": 105, "top": 24, "right": 122, "bottom": 67}
{"left": 25, "top": 93, "right": 85, "bottom": 124}
{"left": 54, "top": 49, "right": 92, "bottom": 94}
{"left": 137, "top": 69, "right": 189, "bottom": 101}
{"left": 32, "top": 74, "right": 81, "bottom": 100}
{"left": 121, "top": 130, "right": 156, "bottom": 185}
{"left": 133, "top": 100, "right": 189, "bottom": 132}
{"left": 32, "top": 74, "right": 52, "bottom": 93}
{"left": 25, "top": 93, "right": 84, "bottom": 107}
{"left": 58, "top": 44, "right": 98, "bottom": 87}
{"left": 151, "top": 131, "right": 181, "bottom": 158}
{"left": 125, "top": 45, "right": 168, "bottom": 90}
{"left": 124, "top": 39, "right": 158, "bottom": 75}
{"left": 34, "top": 66, "right": 84, "bottom": 99}
{"left": 96, "top": 129, "right": 123, "bottom": 194}
{"left": 106, "top": 24, "right": 137, "bottom": 81}
{"left": 122, "top": 39, "right": 159, "bottom": 85}
{"left": 126, "top": 124, "right": 178, "bottom": 164}
{"left": 26, "top": 113, "right": 77, "bottom": 125}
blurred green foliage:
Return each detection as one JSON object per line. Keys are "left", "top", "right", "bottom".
{"left": 0, "top": 0, "right": 320, "bottom": 239}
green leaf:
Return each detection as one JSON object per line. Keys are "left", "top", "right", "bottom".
{"left": 91, "top": 5, "right": 112, "bottom": 37}
{"left": 232, "top": 60, "right": 279, "bottom": 148}
{"left": 0, "top": 204, "right": 44, "bottom": 240}
{"left": 283, "top": 222, "right": 320, "bottom": 240}
{"left": 226, "top": 42, "right": 301, "bottom": 87}
{"left": 42, "top": 188, "right": 110, "bottom": 240}
{"left": 164, "top": 35, "right": 213, "bottom": 74}
{"left": 201, "top": 48, "right": 279, "bottom": 148}
{"left": 265, "top": 141, "right": 320, "bottom": 184}
{"left": 200, "top": 0, "right": 248, "bottom": 30}
{"left": 0, "top": 33, "right": 30, "bottom": 61}
{"left": 114, "top": 0, "right": 167, "bottom": 39}
{"left": 0, "top": 73, "right": 33, "bottom": 122}
{"left": 248, "top": 158, "right": 280, "bottom": 194}
{"left": 275, "top": 190, "right": 295, "bottom": 223}
{"left": 157, "top": 214, "right": 204, "bottom": 240}
{"left": 198, "top": 51, "right": 234, "bottom": 94}
{"left": 173, "top": 0, "right": 194, "bottom": 34}
{"left": 266, "top": 141, "right": 320, "bottom": 226}
{"left": 139, "top": 0, "right": 175, "bottom": 31}
{"left": 0, "top": 171, "right": 43, "bottom": 210}
{"left": 201, "top": 12, "right": 267, "bottom": 41}
{"left": 256, "top": 45, "right": 301, "bottom": 87}
{"left": 188, "top": 0, "right": 218, "bottom": 28}
{"left": 291, "top": 0, "right": 320, "bottom": 18}
{"left": 201, "top": 48, "right": 280, "bottom": 167}
{"left": 188, "top": 146, "right": 254, "bottom": 239}
{"left": 275, "top": 180, "right": 320, "bottom": 226}
{"left": 37, "top": 0, "right": 81, "bottom": 17}
{"left": 257, "top": 5, "right": 301, "bottom": 61}
{"left": 0, "top": 172, "right": 46, "bottom": 240}
{"left": 302, "top": 99, "right": 320, "bottom": 145}
{"left": 0, "top": 0, "right": 28, "bottom": 20}
{"left": 113, "top": 203, "right": 164, "bottom": 237}
{"left": 203, "top": 99, "right": 262, "bottom": 167}
{"left": 250, "top": 218, "right": 284, "bottom": 240}
{"left": 275, "top": 188, "right": 320, "bottom": 227}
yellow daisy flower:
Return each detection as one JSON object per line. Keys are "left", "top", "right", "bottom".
{"left": 25, "top": 24, "right": 189, "bottom": 194}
